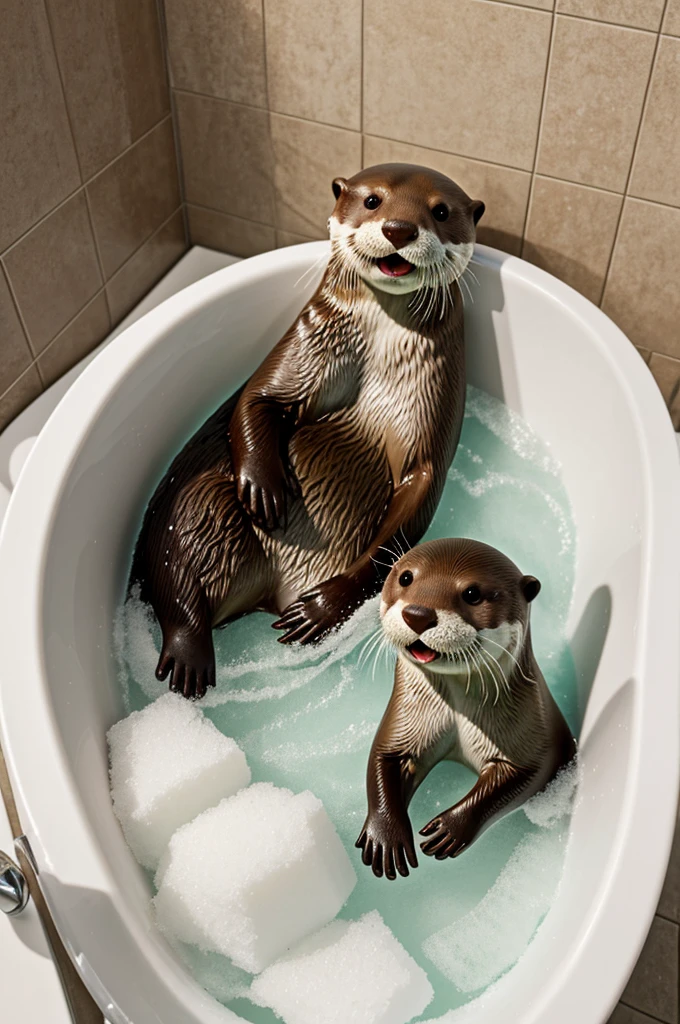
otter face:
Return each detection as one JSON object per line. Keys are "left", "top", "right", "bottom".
{"left": 328, "top": 163, "right": 484, "bottom": 299}
{"left": 379, "top": 538, "right": 539, "bottom": 680}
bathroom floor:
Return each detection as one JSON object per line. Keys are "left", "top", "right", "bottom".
{"left": 0, "top": 247, "right": 677, "bottom": 1024}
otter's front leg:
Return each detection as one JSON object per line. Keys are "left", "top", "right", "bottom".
{"left": 274, "top": 464, "right": 434, "bottom": 643}
{"left": 356, "top": 749, "right": 420, "bottom": 880}
{"left": 420, "top": 759, "right": 536, "bottom": 859}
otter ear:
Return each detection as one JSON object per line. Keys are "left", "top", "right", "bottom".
{"left": 471, "top": 200, "right": 485, "bottom": 225}
{"left": 521, "top": 576, "right": 541, "bottom": 602}
{"left": 332, "top": 177, "right": 349, "bottom": 200}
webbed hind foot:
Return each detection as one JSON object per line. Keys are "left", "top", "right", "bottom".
{"left": 156, "top": 626, "right": 216, "bottom": 699}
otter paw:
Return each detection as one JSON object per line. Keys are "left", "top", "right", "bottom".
{"left": 419, "top": 808, "right": 480, "bottom": 860}
{"left": 236, "top": 462, "right": 299, "bottom": 532}
{"left": 156, "top": 631, "right": 216, "bottom": 700}
{"left": 355, "top": 814, "right": 418, "bottom": 880}
{"left": 272, "top": 575, "right": 361, "bottom": 645}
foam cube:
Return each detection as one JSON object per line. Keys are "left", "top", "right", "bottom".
{"left": 250, "top": 911, "right": 433, "bottom": 1024}
{"left": 108, "top": 693, "right": 250, "bottom": 869}
{"left": 153, "top": 782, "right": 357, "bottom": 973}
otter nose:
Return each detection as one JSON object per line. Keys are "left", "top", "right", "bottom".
{"left": 382, "top": 220, "right": 419, "bottom": 250}
{"left": 402, "top": 604, "right": 438, "bottom": 634}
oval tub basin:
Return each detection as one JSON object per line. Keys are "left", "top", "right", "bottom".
{"left": 0, "top": 242, "right": 678, "bottom": 1024}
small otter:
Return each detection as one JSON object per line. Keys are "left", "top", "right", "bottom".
{"left": 356, "top": 538, "right": 576, "bottom": 880}
{"left": 131, "top": 165, "right": 484, "bottom": 698}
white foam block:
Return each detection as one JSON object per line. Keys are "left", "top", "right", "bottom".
{"left": 108, "top": 693, "right": 250, "bottom": 869}
{"left": 251, "top": 911, "right": 433, "bottom": 1024}
{"left": 153, "top": 782, "right": 357, "bottom": 973}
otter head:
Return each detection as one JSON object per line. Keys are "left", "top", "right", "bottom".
{"left": 380, "top": 538, "right": 539, "bottom": 679}
{"left": 329, "top": 163, "right": 484, "bottom": 299}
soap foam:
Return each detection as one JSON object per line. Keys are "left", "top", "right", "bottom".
{"left": 251, "top": 911, "right": 433, "bottom": 1024}
{"left": 523, "top": 759, "right": 582, "bottom": 829}
{"left": 465, "top": 386, "right": 560, "bottom": 476}
{"left": 153, "top": 782, "right": 357, "bottom": 973}
{"left": 108, "top": 692, "right": 250, "bottom": 869}
{"left": 422, "top": 826, "right": 565, "bottom": 993}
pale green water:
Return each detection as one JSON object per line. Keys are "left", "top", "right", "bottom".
{"left": 117, "top": 385, "right": 579, "bottom": 1022}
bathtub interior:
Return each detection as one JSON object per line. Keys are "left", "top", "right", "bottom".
{"left": 6, "top": 244, "right": 677, "bottom": 1024}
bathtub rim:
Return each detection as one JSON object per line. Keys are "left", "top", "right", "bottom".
{"left": 0, "top": 241, "right": 677, "bottom": 1024}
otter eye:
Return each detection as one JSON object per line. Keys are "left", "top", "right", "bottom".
{"left": 432, "top": 203, "right": 449, "bottom": 222}
{"left": 399, "top": 570, "right": 413, "bottom": 587}
{"left": 462, "top": 585, "right": 482, "bottom": 605}
{"left": 364, "top": 194, "right": 382, "bottom": 210}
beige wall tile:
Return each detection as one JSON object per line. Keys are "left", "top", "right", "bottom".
{"left": 0, "top": 268, "right": 32, "bottom": 393}
{"left": 363, "top": 135, "right": 531, "bottom": 256}
{"left": 602, "top": 198, "right": 680, "bottom": 356}
{"left": 621, "top": 914, "right": 679, "bottom": 1022}
{"left": 46, "top": 0, "right": 169, "bottom": 179}
{"left": 276, "top": 231, "right": 319, "bottom": 247}
{"left": 523, "top": 177, "right": 622, "bottom": 302}
{"left": 176, "top": 93, "right": 275, "bottom": 225}
{"left": 630, "top": 37, "right": 680, "bottom": 207}
{"left": 3, "top": 192, "right": 103, "bottom": 354}
{"left": 0, "top": 0, "right": 80, "bottom": 252}
{"left": 0, "top": 366, "right": 42, "bottom": 434}
{"left": 538, "top": 18, "right": 655, "bottom": 191}
{"left": 187, "top": 206, "right": 276, "bottom": 257}
{"left": 87, "top": 119, "right": 180, "bottom": 278}
{"left": 38, "top": 293, "right": 111, "bottom": 388}
{"left": 663, "top": 1, "right": 680, "bottom": 36}
{"left": 265, "top": 0, "right": 361, "bottom": 130}
{"left": 635, "top": 346, "right": 651, "bottom": 364}
{"left": 556, "top": 0, "right": 665, "bottom": 30}
{"left": 165, "top": 0, "right": 266, "bottom": 108}
{"left": 364, "top": 0, "right": 551, "bottom": 170}
{"left": 271, "top": 115, "right": 361, "bottom": 236}
{"left": 106, "top": 210, "right": 186, "bottom": 324}
{"left": 493, "top": 0, "right": 553, "bottom": 9}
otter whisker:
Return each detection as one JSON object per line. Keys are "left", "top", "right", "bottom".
{"left": 478, "top": 647, "right": 501, "bottom": 706}
{"left": 479, "top": 647, "right": 508, "bottom": 705}
{"left": 398, "top": 526, "right": 412, "bottom": 553}
{"left": 481, "top": 633, "right": 537, "bottom": 686}
{"left": 295, "top": 250, "right": 329, "bottom": 290}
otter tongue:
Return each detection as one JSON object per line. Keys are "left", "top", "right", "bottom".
{"left": 409, "top": 640, "right": 438, "bottom": 664}
{"left": 379, "top": 253, "right": 414, "bottom": 277}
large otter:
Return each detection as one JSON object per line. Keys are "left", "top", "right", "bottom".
{"left": 130, "top": 165, "right": 484, "bottom": 698}
{"left": 357, "top": 538, "right": 576, "bottom": 879}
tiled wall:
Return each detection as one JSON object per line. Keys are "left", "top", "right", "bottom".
{"left": 165, "top": 0, "right": 680, "bottom": 430}
{"left": 0, "top": 0, "right": 188, "bottom": 433}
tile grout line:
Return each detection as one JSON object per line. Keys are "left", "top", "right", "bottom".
{"left": 169, "top": 83, "right": 680, "bottom": 218}
{"left": 520, "top": 4, "right": 557, "bottom": 256}
{"left": 41, "top": 0, "right": 84, "bottom": 185}
{"left": 480, "top": 0, "right": 668, "bottom": 33}
{"left": 260, "top": 0, "right": 280, "bottom": 236}
{"left": 103, "top": 204, "right": 184, "bottom": 293}
{"left": 598, "top": 1, "right": 669, "bottom": 309}
{"left": 619, "top": 996, "right": 676, "bottom": 1024}
{"left": 0, "top": 114, "right": 173, "bottom": 265}
{"left": 2, "top": 202, "right": 185, "bottom": 407}
{"left": 155, "top": 0, "right": 190, "bottom": 249}
{"left": 0, "top": 258, "right": 40, "bottom": 362}
{"left": 360, "top": 0, "right": 365, "bottom": 168}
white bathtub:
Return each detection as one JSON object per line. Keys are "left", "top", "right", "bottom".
{"left": 0, "top": 242, "right": 678, "bottom": 1024}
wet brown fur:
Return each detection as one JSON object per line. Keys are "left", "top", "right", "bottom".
{"left": 357, "top": 538, "right": 576, "bottom": 879}
{"left": 130, "top": 165, "right": 484, "bottom": 697}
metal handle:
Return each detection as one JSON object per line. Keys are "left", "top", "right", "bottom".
{"left": 0, "top": 847, "right": 29, "bottom": 915}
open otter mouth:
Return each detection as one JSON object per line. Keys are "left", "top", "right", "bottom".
{"left": 377, "top": 253, "right": 416, "bottom": 277}
{"left": 407, "top": 639, "right": 440, "bottom": 664}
